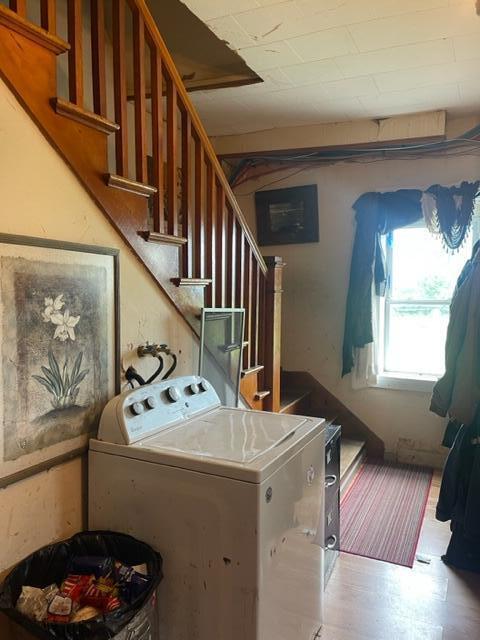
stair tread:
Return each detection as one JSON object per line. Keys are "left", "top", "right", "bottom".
{"left": 107, "top": 174, "right": 157, "bottom": 197}
{"left": 171, "top": 277, "right": 212, "bottom": 287}
{"left": 241, "top": 365, "right": 264, "bottom": 378}
{"left": 53, "top": 98, "right": 119, "bottom": 133}
{"left": 280, "top": 389, "right": 311, "bottom": 410}
{"left": 141, "top": 231, "right": 188, "bottom": 246}
{"left": 254, "top": 390, "right": 270, "bottom": 400}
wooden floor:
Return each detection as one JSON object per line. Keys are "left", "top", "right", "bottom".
{"left": 322, "top": 471, "right": 480, "bottom": 639}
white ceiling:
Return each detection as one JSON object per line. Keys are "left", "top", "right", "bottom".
{"left": 180, "top": 0, "right": 480, "bottom": 137}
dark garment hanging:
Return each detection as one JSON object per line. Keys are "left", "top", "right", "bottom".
{"left": 430, "top": 241, "right": 480, "bottom": 426}
{"left": 442, "top": 419, "right": 462, "bottom": 448}
{"left": 437, "top": 420, "right": 480, "bottom": 573}
{"left": 433, "top": 240, "right": 480, "bottom": 572}
{"left": 437, "top": 422, "right": 480, "bottom": 534}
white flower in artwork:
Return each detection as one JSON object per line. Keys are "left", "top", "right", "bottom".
{"left": 51, "top": 309, "right": 80, "bottom": 342}
{"left": 42, "top": 294, "right": 65, "bottom": 323}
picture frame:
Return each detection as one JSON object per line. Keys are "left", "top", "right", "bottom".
{"left": 255, "top": 184, "right": 319, "bottom": 246}
{"left": 0, "top": 234, "right": 120, "bottom": 489}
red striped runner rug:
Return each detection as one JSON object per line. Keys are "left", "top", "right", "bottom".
{"left": 340, "top": 462, "right": 433, "bottom": 568}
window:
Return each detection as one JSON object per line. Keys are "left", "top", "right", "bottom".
{"left": 376, "top": 221, "right": 476, "bottom": 391}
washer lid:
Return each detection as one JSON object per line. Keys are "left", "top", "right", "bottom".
{"left": 139, "top": 407, "right": 308, "bottom": 464}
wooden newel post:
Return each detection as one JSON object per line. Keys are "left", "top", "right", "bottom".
{"left": 263, "top": 256, "right": 285, "bottom": 412}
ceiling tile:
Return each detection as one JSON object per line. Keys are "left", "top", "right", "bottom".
{"left": 200, "top": 68, "right": 294, "bottom": 100}
{"left": 457, "top": 81, "right": 480, "bottom": 104}
{"left": 373, "top": 58, "right": 480, "bottom": 93}
{"left": 232, "top": 0, "right": 373, "bottom": 43}
{"left": 288, "top": 27, "right": 358, "bottom": 62}
{"left": 206, "top": 15, "right": 257, "bottom": 49}
{"left": 237, "top": 41, "right": 302, "bottom": 70}
{"left": 182, "top": 0, "right": 260, "bottom": 22}
{"left": 297, "top": 0, "right": 449, "bottom": 24}
{"left": 360, "top": 83, "right": 461, "bottom": 112}
{"left": 232, "top": 2, "right": 305, "bottom": 43}
{"left": 453, "top": 33, "right": 480, "bottom": 61}
{"left": 335, "top": 39, "right": 455, "bottom": 78}
{"left": 322, "top": 75, "right": 379, "bottom": 99}
{"left": 314, "top": 98, "right": 368, "bottom": 122}
{"left": 281, "top": 59, "right": 343, "bottom": 85}
{"left": 295, "top": 0, "right": 376, "bottom": 26}
{"left": 349, "top": 4, "right": 480, "bottom": 52}
{"left": 240, "top": 85, "right": 328, "bottom": 110}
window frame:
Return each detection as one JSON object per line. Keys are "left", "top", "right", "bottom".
{"left": 374, "top": 219, "right": 477, "bottom": 393}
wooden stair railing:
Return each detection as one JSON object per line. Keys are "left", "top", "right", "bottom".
{"left": 0, "top": 0, "right": 283, "bottom": 411}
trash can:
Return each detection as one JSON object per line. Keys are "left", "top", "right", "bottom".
{"left": 0, "top": 531, "right": 162, "bottom": 640}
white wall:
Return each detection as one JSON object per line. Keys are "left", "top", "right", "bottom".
{"left": 234, "top": 133, "right": 480, "bottom": 467}
{"left": 0, "top": 78, "right": 197, "bottom": 573}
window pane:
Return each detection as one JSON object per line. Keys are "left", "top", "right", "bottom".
{"left": 385, "top": 304, "right": 449, "bottom": 375}
{"left": 390, "top": 227, "right": 471, "bottom": 301}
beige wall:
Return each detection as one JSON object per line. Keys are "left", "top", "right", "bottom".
{"left": 0, "top": 78, "right": 197, "bottom": 573}
{"left": 234, "top": 124, "right": 480, "bottom": 468}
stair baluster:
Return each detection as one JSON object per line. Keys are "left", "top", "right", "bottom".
{"left": 67, "top": 0, "right": 83, "bottom": 106}
{"left": 112, "top": 0, "right": 128, "bottom": 177}
{"left": 194, "top": 138, "right": 205, "bottom": 279}
{"left": 215, "top": 184, "right": 226, "bottom": 308}
{"left": 205, "top": 160, "right": 216, "bottom": 306}
{"left": 131, "top": 4, "right": 148, "bottom": 184}
{"left": 149, "top": 46, "right": 164, "bottom": 233}
{"left": 181, "top": 109, "right": 193, "bottom": 276}
{"left": 165, "top": 74, "right": 178, "bottom": 236}
{"left": 41, "top": 0, "right": 56, "bottom": 33}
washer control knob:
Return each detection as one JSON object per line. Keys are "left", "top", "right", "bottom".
{"left": 189, "top": 383, "right": 200, "bottom": 395}
{"left": 167, "top": 386, "right": 181, "bottom": 402}
{"left": 199, "top": 380, "right": 210, "bottom": 392}
{"left": 145, "top": 396, "right": 157, "bottom": 410}
{"left": 130, "top": 401, "right": 144, "bottom": 416}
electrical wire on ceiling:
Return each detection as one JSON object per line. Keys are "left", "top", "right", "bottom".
{"left": 227, "top": 122, "right": 480, "bottom": 194}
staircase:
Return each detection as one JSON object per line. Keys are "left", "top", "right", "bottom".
{"left": 0, "top": 0, "right": 284, "bottom": 410}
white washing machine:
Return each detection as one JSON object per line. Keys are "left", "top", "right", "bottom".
{"left": 89, "top": 375, "right": 325, "bottom": 640}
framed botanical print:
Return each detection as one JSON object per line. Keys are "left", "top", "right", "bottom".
{"left": 255, "top": 184, "right": 319, "bottom": 246}
{"left": 0, "top": 234, "right": 120, "bottom": 488}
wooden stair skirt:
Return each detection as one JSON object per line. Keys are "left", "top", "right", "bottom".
{"left": 0, "top": 0, "right": 286, "bottom": 409}
{"left": 281, "top": 370, "right": 384, "bottom": 459}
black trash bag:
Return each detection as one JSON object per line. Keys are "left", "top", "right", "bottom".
{"left": 0, "top": 530, "right": 162, "bottom": 640}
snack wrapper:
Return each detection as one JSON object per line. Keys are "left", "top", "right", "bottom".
{"left": 82, "top": 578, "right": 117, "bottom": 610}
{"left": 61, "top": 574, "right": 94, "bottom": 601}
{"left": 16, "top": 586, "right": 48, "bottom": 623}
{"left": 70, "top": 605, "right": 102, "bottom": 623}
{"left": 105, "top": 595, "right": 121, "bottom": 612}
{"left": 47, "top": 595, "right": 73, "bottom": 623}
{"left": 115, "top": 561, "right": 152, "bottom": 603}
{"left": 43, "top": 584, "right": 60, "bottom": 605}
{"left": 120, "top": 573, "right": 151, "bottom": 603}
{"left": 69, "top": 556, "right": 113, "bottom": 578}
